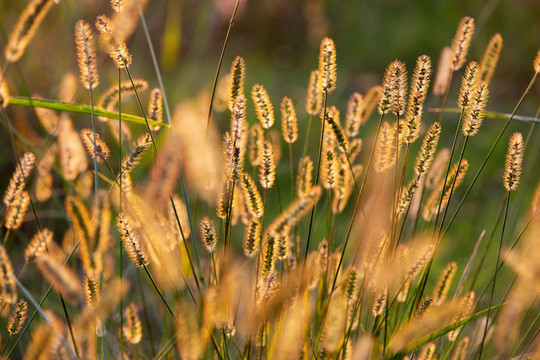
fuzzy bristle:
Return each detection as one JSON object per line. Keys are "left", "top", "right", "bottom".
{"left": 318, "top": 37, "right": 337, "bottom": 93}
{"left": 117, "top": 213, "right": 150, "bottom": 268}
{"left": 5, "top": 0, "right": 56, "bottom": 62}
{"left": 451, "top": 16, "right": 475, "bottom": 71}
{"left": 414, "top": 122, "right": 441, "bottom": 176}
{"left": 111, "top": 0, "right": 125, "bottom": 12}
{"left": 281, "top": 97, "right": 298, "bottom": 144}
{"left": 243, "top": 219, "right": 262, "bottom": 257}
{"left": 252, "top": 84, "right": 275, "bottom": 129}
{"left": 80, "top": 128, "right": 110, "bottom": 163}
{"left": 306, "top": 70, "right": 323, "bottom": 115}
{"left": 373, "top": 122, "right": 396, "bottom": 173}
{"left": 24, "top": 228, "right": 52, "bottom": 262}
{"left": 110, "top": 39, "right": 132, "bottom": 69}
{"left": 123, "top": 303, "right": 142, "bottom": 344}
{"left": 479, "top": 34, "right": 503, "bottom": 85}
{"left": 200, "top": 217, "right": 217, "bottom": 253}
{"left": 240, "top": 173, "right": 264, "bottom": 219}
{"left": 457, "top": 62, "right": 480, "bottom": 110}
{"left": 433, "top": 47, "right": 453, "bottom": 96}
{"left": 503, "top": 132, "right": 524, "bottom": 192}
{"left": 229, "top": 56, "right": 246, "bottom": 112}
{"left": 462, "top": 81, "right": 489, "bottom": 137}
{"left": 345, "top": 93, "right": 363, "bottom": 138}
{"left": 75, "top": 20, "right": 99, "bottom": 90}
{"left": 5, "top": 191, "right": 30, "bottom": 230}
{"left": 297, "top": 156, "right": 314, "bottom": 197}
{"left": 248, "top": 124, "right": 264, "bottom": 166}
{"left": 262, "top": 234, "right": 277, "bottom": 279}
{"left": 7, "top": 299, "right": 28, "bottom": 335}
{"left": 325, "top": 108, "right": 349, "bottom": 152}
{"left": 148, "top": 88, "right": 163, "bottom": 131}
{"left": 321, "top": 149, "right": 337, "bottom": 189}
{"left": 379, "top": 61, "right": 407, "bottom": 117}
{"left": 83, "top": 276, "right": 101, "bottom": 308}
{"left": 432, "top": 262, "right": 457, "bottom": 306}
{"left": 95, "top": 14, "right": 112, "bottom": 37}
{"left": 3, "top": 152, "right": 35, "bottom": 207}
{"left": 259, "top": 140, "right": 276, "bottom": 189}
{"left": 403, "top": 55, "right": 432, "bottom": 143}
{"left": 0, "top": 244, "right": 17, "bottom": 304}
{"left": 122, "top": 133, "right": 152, "bottom": 174}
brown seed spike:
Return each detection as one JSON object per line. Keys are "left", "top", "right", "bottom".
{"left": 457, "top": 62, "right": 480, "bottom": 110}
{"left": 80, "top": 129, "right": 110, "bottom": 163}
{"left": 462, "top": 81, "right": 489, "bottom": 137}
{"left": 451, "top": 17, "right": 475, "bottom": 71}
{"left": 5, "top": 0, "right": 56, "bottom": 63}
{"left": 240, "top": 173, "right": 264, "bottom": 218}
{"left": 503, "top": 132, "right": 524, "bottom": 192}
{"left": 259, "top": 140, "right": 276, "bottom": 189}
{"left": 243, "top": 219, "right": 262, "bottom": 257}
{"left": 373, "top": 122, "right": 396, "bottom": 173}
{"left": 24, "top": 228, "right": 53, "bottom": 262}
{"left": 248, "top": 124, "right": 264, "bottom": 166}
{"left": 95, "top": 14, "right": 112, "bottom": 37}
{"left": 432, "top": 261, "right": 457, "bottom": 306}
{"left": 123, "top": 303, "right": 142, "bottom": 344}
{"left": 3, "top": 152, "right": 35, "bottom": 207}
{"left": 75, "top": 20, "right": 99, "bottom": 90}
{"left": 318, "top": 37, "right": 337, "bottom": 93}
{"left": 111, "top": 39, "right": 132, "bottom": 69}
{"left": 281, "top": 97, "right": 298, "bottom": 144}
{"left": 148, "top": 88, "right": 163, "bottom": 131}
{"left": 229, "top": 56, "right": 246, "bottom": 112}
{"left": 5, "top": 191, "right": 30, "bottom": 230}
{"left": 7, "top": 299, "right": 28, "bottom": 335}
{"left": 252, "top": 84, "right": 275, "bottom": 129}
{"left": 117, "top": 213, "right": 150, "bottom": 268}
{"left": 0, "top": 244, "right": 17, "bottom": 304}
{"left": 345, "top": 93, "right": 364, "bottom": 138}
{"left": 479, "top": 34, "right": 503, "bottom": 85}
{"left": 199, "top": 217, "right": 217, "bottom": 253}
{"left": 414, "top": 122, "right": 441, "bottom": 176}
{"left": 306, "top": 70, "right": 323, "bottom": 116}
{"left": 379, "top": 61, "right": 407, "bottom": 116}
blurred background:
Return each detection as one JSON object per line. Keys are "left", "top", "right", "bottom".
{"left": 0, "top": 0, "right": 539, "bottom": 280}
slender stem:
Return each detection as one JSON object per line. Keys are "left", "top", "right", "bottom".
{"left": 143, "top": 266, "right": 178, "bottom": 325}
{"left": 118, "top": 68, "right": 125, "bottom": 358}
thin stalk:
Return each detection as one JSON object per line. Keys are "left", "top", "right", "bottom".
{"left": 478, "top": 191, "right": 510, "bottom": 359}
{"left": 205, "top": 0, "right": 241, "bottom": 138}
{"left": 119, "top": 68, "right": 125, "bottom": 358}
{"left": 304, "top": 90, "right": 327, "bottom": 260}
{"left": 136, "top": 270, "right": 156, "bottom": 357}
{"left": 441, "top": 71, "right": 538, "bottom": 240}
{"left": 143, "top": 266, "right": 178, "bottom": 325}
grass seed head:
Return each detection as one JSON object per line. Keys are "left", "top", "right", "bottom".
{"left": 306, "top": 70, "right": 323, "bottom": 115}
{"left": 229, "top": 56, "right": 246, "bottom": 112}
{"left": 451, "top": 16, "right": 475, "bottom": 71}
{"left": 503, "top": 132, "right": 524, "bottom": 192}
{"left": 479, "top": 33, "right": 503, "bottom": 85}
{"left": 318, "top": 37, "right": 337, "bottom": 93}
{"left": 75, "top": 20, "right": 99, "bottom": 90}
{"left": 200, "top": 216, "right": 218, "bottom": 253}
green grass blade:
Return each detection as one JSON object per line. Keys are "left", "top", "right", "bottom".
{"left": 7, "top": 96, "right": 167, "bottom": 128}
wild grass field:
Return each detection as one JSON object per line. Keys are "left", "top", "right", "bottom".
{"left": 0, "top": 0, "right": 539, "bottom": 359}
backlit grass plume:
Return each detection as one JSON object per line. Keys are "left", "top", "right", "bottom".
{"left": 503, "top": 132, "right": 524, "bottom": 191}
{"left": 117, "top": 213, "right": 150, "bottom": 268}
{"left": 75, "top": 20, "right": 99, "bottom": 90}
{"left": 252, "top": 84, "right": 275, "bottom": 129}
{"left": 306, "top": 70, "right": 323, "bottom": 115}
{"left": 479, "top": 33, "right": 503, "bottom": 84}
{"left": 200, "top": 216, "right": 217, "bottom": 253}
{"left": 0, "top": 244, "right": 17, "bottom": 304}
{"left": 451, "top": 16, "right": 475, "bottom": 71}
{"left": 318, "top": 37, "right": 337, "bottom": 93}
{"left": 7, "top": 299, "right": 28, "bottom": 335}
{"left": 80, "top": 128, "right": 110, "bottom": 163}
{"left": 3, "top": 152, "right": 35, "bottom": 207}
{"left": 281, "top": 97, "right": 298, "bottom": 143}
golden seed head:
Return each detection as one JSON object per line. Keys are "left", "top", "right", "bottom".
{"left": 276, "top": 232, "right": 290, "bottom": 260}
{"left": 111, "top": 39, "right": 132, "bottom": 69}
{"left": 83, "top": 276, "right": 101, "bottom": 308}
{"left": 372, "top": 291, "right": 388, "bottom": 316}
{"left": 324, "top": 108, "right": 349, "bottom": 152}
{"left": 345, "top": 267, "right": 358, "bottom": 304}
{"left": 5, "top": 191, "right": 30, "bottom": 230}
{"left": 7, "top": 299, "right": 28, "bottom": 335}
{"left": 117, "top": 213, "right": 150, "bottom": 268}
{"left": 248, "top": 124, "right": 264, "bottom": 166}
{"left": 462, "top": 81, "right": 489, "bottom": 137}
{"left": 111, "top": 0, "right": 125, "bottom": 12}
{"left": 503, "top": 132, "right": 524, "bottom": 191}
{"left": 414, "top": 122, "right": 442, "bottom": 176}
{"left": 534, "top": 49, "right": 540, "bottom": 73}
{"left": 5, "top": 0, "right": 56, "bottom": 62}
{"left": 379, "top": 60, "right": 407, "bottom": 116}
{"left": 321, "top": 149, "right": 337, "bottom": 189}
{"left": 75, "top": 20, "right": 99, "bottom": 90}
{"left": 216, "top": 178, "right": 232, "bottom": 219}
{"left": 95, "top": 14, "right": 112, "bottom": 37}
{"left": 345, "top": 92, "right": 364, "bottom": 138}
{"left": 229, "top": 56, "right": 246, "bottom": 112}
{"left": 24, "top": 228, "right": 53, "bottom": 262}
{"left": 452, "top": 337, "right": 470, "bottom": 360}
{"left": 0, "top": 244, "right": 17, "bottom": 304}
{"left": 457, "top": 61, "right": 480, "bottom": 110}
{"left": 243, "top": 219, "right": 262, "bottom": 257}
{"left": 373, "top": 122, "right": 397, "bottom": 173}
{"left": 98, "top": 79, "right": 148, "bottom": 111}
{"left": 451, "top": 16, "right": 475, "bottom": 71}
{"left": 262, "top": 234, "right": 277, "bottom": 279}
{"left": 3, "top": 152, "right": 35, "bottom": 207}
{"left": 80, "top": 128, "right": 110, "bottom": 163}
{"left": 423, "top": 160, "right": 469, "bottom": 221}
{"left": 281, "top": 97, "right": 298, "bottom": 144}
{"left": 479, "top": 34, "right": 503, "bottom": 85}
{"left": 124, "top": 303, "right": 142, "bottom": 344}
{"left": 200, "top": 217, "right": 217, "bottom": 253}
{"left": 433, "top": 46, "right": 454, "bottom": 95}
{"left": 318, "top": 37, "right": 337, "bottom": 93}
{"left": 122, "top": 133, "right": 152, "bottom": 173}
{"left": 259, "top": 140, "right": 276, "bottom": 189}
{"left": 252, "top": 84, "right": 275, "bottom": 129}
{"left": 396, "top": 178, "right": 419, "bottom": 215}
{"left": 403, "top": 55, "right": 432, "bottom": 143}
{"left": 148, "top": 88, "right": 163, "bottom": 131}
{"left": 228, "top": 95, "right": 248, "bottom": 179}
{"left": 240, "top": 172, "right": 264, "bottom": 218}
{"left": 417, "top": 343, "right": 436, "bottom": 360}
{"left": 306, "top": 70, "right": 323, "bottom": 115}
{"left": 432, "top": 261, "right": 457, "bottom": 306}
{"left": 296, "top": 156, "right": 314, "bottom": 197}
